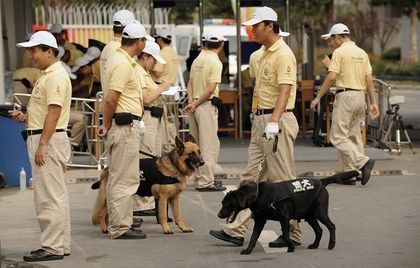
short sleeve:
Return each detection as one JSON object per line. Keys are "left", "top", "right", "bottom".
{"left": 276, "top": 54, "right": 296, "bottom": 85}
{"left": 208, "top": 60, "right": 222, "bottom": 84}
{"left": 328, "top": 50, "right": 342, "bottom": 74}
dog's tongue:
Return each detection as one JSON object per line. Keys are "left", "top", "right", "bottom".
{"left": 194, "top": 167, "right": 201, "bottom": 177}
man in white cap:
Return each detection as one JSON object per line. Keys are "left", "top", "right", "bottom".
{"left": 98, "top": 20, "right": 154, "bottom": 239}
{"left": 152, "top": 28, "right": 180, "bottom": 150}
{"left": 183, "top": 28, "right": 226, "bottom": 192}
{"left": 49, "top": 23, "right": 83, "bottom": 67}
{"left": 10, "top": 31, "right": 72, "bottom": 262}
{"left": 210, "top": 6, "right": 301, "bottom": 248}
{"left": 311, "top": 23, "right": 379, "bottom": 185}
{"left": 100, "top": 9, "right": 135, "bottom": 94}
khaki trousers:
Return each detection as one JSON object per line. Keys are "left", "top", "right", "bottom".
{"left": 223, "top": 112, "right": 302, "bottom": 241}
{"left": 27, "top": 132, "right": 71, "bottom": 255}
{"left": 106, "top": 120, "right": 140, "bottom": 238}
{"left": 189, "top": 101, "right": 220, "bottom": 188}
{"left": 330, "top": 91, "right": 369, "bottom": 171}
{"left": 68, "top": 111, "right": 88, "bottom": 146}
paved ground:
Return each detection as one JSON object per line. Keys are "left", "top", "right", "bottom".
{"left": 1, "top": 135, "right": 420, "bottom": 268}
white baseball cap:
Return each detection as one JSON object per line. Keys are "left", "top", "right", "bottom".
{"left": 85, "top": 46, "right": 101, "bottom": 61}
{"left": 49, "top": 23, "right": 63, "bottom": 34}
{"left": 154, "top": 28, "right": 172, "bottom": 41}
{"left": 122, "top": 20, "right": 155, "bottom": 41}
{"left": 61, "top": 62, "right": 77, "bottom": 80}
{"left": 321, "top": 23, "right": 350, "bottom": 40}
{"left": 17, "top": 31, "right": 58, "bottom": 49}
{"left": 202, "top": 29, "right": 227, "bottom": 42}
{"left": 71, "top": 55, "right": 91, "bottom": 72}
{"left": 142, "top": 41, "right": 166, "bottom": 64}
{"left": 243, "top": 6, "right": 277, "bottom": 26}
{"left": 113, "top": 9, "right": 135, "bottom": 27}
{"left": 242, "top": 6, "right": 290, "bottom": 36}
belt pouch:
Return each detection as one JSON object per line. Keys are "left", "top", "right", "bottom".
{"left": 114, "top": 113, "right": 133, "bottom": 125}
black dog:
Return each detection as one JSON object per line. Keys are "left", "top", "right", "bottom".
{"left": 217, "top": 170, "right": 359, "bottom": 254}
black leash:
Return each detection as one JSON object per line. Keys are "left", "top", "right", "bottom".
{"left": 139, "top": 150, "right": 158, "bottom": 159}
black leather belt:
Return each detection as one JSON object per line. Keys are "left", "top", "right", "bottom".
{"left": 26, "top": 129, "right": 66, "bottom": 136}
{"left": 255, "top": 108, "right": 293, "bottom": 115}
{"left": 335, "top": 88, "right": 361, "bottom": 94}
{"left": 113, "top": 113, "right": 141, "bottom": 121}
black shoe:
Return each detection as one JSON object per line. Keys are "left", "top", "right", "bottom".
{"left": 30, "top": 249, "right": 70, "bottom": 256}
{"left": 131, "top": 217, "right": 143, "bottom": 228}
{"left": 361, "top": 159, "right": 375, "bottom": 186}
{"left": 209, "top": 230, "right": 244, "bottom": 246}
{"left": 268, "top": 235, "right": 301, "bottom": 248}
{"left": 196, "top": 184, "right": 227, "bottom": 192}
{"left": 115, "top": 228, "right": 147, "bottom": 239}
{"left": 133, "top": 209, "right": 156, "bottom": 217}
{"left": 24, "top": 249, "right": 64, "bottom": 262}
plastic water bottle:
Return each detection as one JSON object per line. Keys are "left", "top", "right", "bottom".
{"left": 19, "top": 167, "right": 26, "bottom": 191}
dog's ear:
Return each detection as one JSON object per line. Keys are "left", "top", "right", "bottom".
{"left": 185, "top": 134, "right": 197, "bottom": 144}
{"left": 175, "top": 136, "right": 185, "bottom": 155}
{"left": 234, "top": 191, "right": 249, "bottom": 208}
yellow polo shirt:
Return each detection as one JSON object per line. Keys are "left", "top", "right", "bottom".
{"left": 329, "top": 41, "right": 372, "bottom": 91}
{"left": 152, "top": 46, "right": 179, "bottom": 85}
{"left": 189, "top": 50, "right": 222, "bottom": 99}
{"left": 100, "top": 37, "right": 121, "bottom": 93}
{"left": 26, "top": 61, "right": 71, "bottom": 130}
{"left": 137, "top": 64, "right": 160, "bottom": 107}
{"left": 249, "top": 47, "right": 263, "bottom": 79}
{"left": 106, "top": 48, "right": 143, "bottom": 117}
{"left": 255, "top": 38, "right": 297, "bottom": 109}
{"left": 13, "top": 67, "right": 41, "bottom": 86}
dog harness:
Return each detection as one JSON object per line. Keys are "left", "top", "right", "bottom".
{"left": 270, "top": 178, "right": 323, "bottom": 218}
{"left": 136, "top": 158, "right": 179, "bottom": 197}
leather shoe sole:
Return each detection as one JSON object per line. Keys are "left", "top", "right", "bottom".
{"left": 133, "top": 209, "right": 156, "bottom": 217}
{"left": 115, "top": 229, "right": 147, "bottom": 239}
{"left": 209, "top": 230, "right": 244, "bottom": 246}
{"left": 269, "top": 235, "right": 301, "bottom": 248}
{"left": 361, "top": 159, "right": 375, "bottom": 185}
{"left": 196, "top": 185, "right": 226, "bottom": 192}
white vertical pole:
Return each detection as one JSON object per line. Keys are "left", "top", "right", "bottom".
{"left": 0, "top": 4, "right": 5, "bottom": 104}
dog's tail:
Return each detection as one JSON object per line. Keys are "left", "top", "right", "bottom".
{"left": 92, "top": 168, "right": 109, "bottom": 233}
{"left": 321, "top": 170, "right": 360, "bottom": 186}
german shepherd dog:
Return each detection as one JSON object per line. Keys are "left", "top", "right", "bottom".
{"left": 216, "top": 170, "right": 359, "bottom": 254}
{"left": 92, "top": 136, "right": 204, "bottom": 234}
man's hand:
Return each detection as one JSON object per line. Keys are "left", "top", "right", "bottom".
{"left": 8, "top": 110, "right": 27, "bottom": 122}
{"left": 310, "top": 97, "right": 320, "bottom": 111}
{"left": 183, "top": 103, "right": 195, "bottom": 115}
{"left": 97, "top": 125, "right": 110, "bottom": 138}
{"left": 321, "top": 55, "right": 332, "bottom": 68}
{"left": 139, "top": 120, "right": 146, "bottom": 136}
{"left": 35, "top": 143, "right": 47, "bottom": 167}
{"left": 369, "top": 103, "right": 379, "bottom": 119}
{"left": 264, "top": 122, "right": 279, "bottom": 139}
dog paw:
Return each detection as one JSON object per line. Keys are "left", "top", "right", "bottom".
{"left": 163, "top": 229, "right": 174, "bottom": 234}
{"left": 328, "top": 241, "right": 335, "bottom": 250}
{"left": 180, "top": 227, "right": 194, "bottom": 233}
{"left": 287, "top": 246, "right": 295, "bottom": 253}
{"left": 240, "top": 249, "right": 252, "bottom": 255}
{"left": 308, "top": 243, "right": 319, "bottom": 249}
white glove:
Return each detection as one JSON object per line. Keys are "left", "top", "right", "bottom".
{"left": 264, "top": 122, "right": 279, "bottom": 139}
{"left": 139, "top": 120, "right": 146, "bottom": 136}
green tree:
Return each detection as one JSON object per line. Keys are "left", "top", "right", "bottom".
{"left": 371, "top": 0, "right": 420, "bottom": 62}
